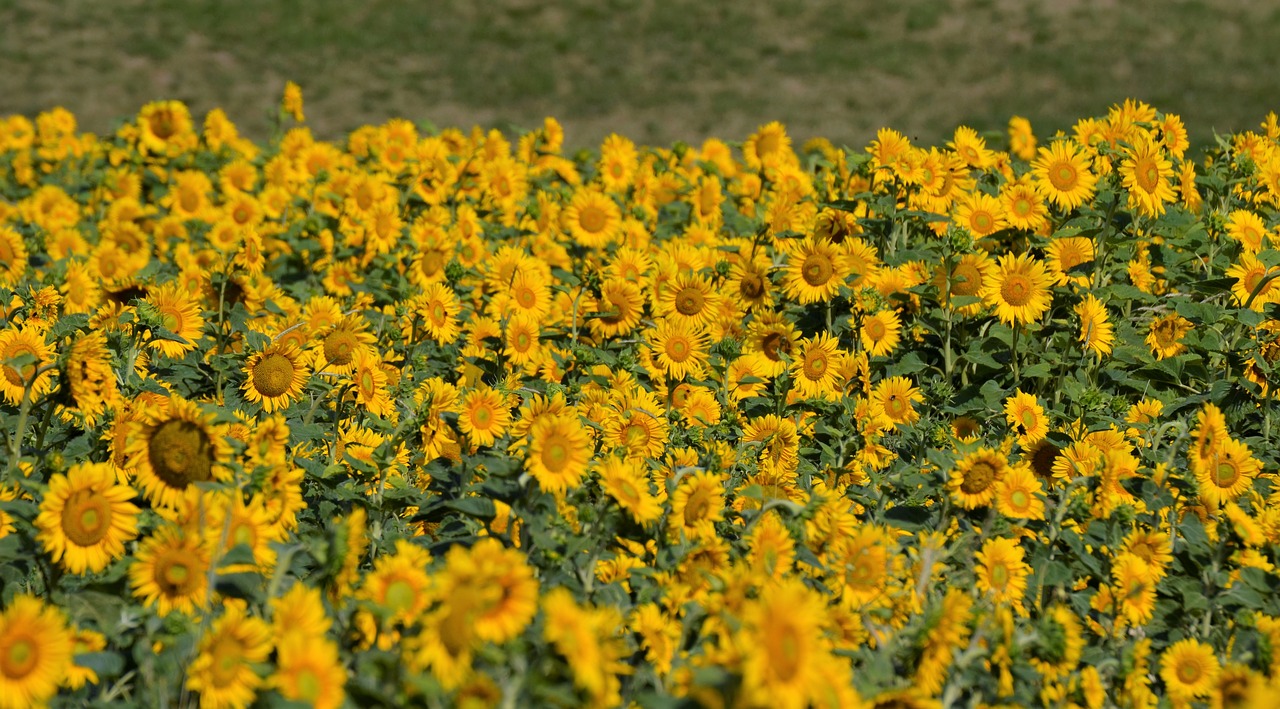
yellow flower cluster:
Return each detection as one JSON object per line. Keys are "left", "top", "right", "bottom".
{"left": 4, "top": 89, "right": 1280, "bottom": 707}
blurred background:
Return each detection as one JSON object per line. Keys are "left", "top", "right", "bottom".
{"left": 5, "top": 0, "right": 1280, "bottom": 153}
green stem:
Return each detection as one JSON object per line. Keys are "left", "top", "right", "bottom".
{"left": 1011, "top": 323, "right": 1021, "bottom": 383}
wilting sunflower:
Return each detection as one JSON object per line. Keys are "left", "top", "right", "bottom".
{"left": 526, "top": 412, "right": 591, "bottom": 496}
{"left": 860, "top": 309, "right": 902, "bottom": 358}
{"left": 1075, "top": 294, "right": 1115, "bottom": 359}
{"left": 647, "top": 318, "right": 710, "bottom": 381}
{"left": 1146, "top": 312, "right": 1193, "bottom": 360}
{"left": 981, "top": 252, "right": 1054, "bottom": 326}
{"left": 0, "top": 325, "right": 56, "bottom": 406}
{"left": 0, "top": 595, "right": 73, "bottom": 709}
{"left": 129, "top": 524, "right": 211, "bottom": 617}
{"left": 128, "top": 395, "right": 231, "bottom": 509}
{"left": 1159, "top": 638, "right": 1220, "bottom": 701}
{"left": 1120, "top": 132, "right": 1176, "bottom": 217}
{"left": 790, "top": 333, "right": 843, "bottom": 400}
{"left": 34, "top": 461, "right": 140, "bottom": 575}
{"left": 272, "top": 635, "right": 346, "bottom": 709}
{"left": 597, "top": 455, "right": 662, "bottom": 524}
{"left": 143, "top": 282, "right": 205, "bottom": 359}
{"left": 1005, "top": 389, "right": 1049, "bottom": 445}
{"left": 242, "top": 342, "right": 310, "bottom": 413}
{"left": 975, "top": 537, "right": 1030, "bottom": 613}
{"left": 782, "top": 237, "right": 847, "bottom": 304}
{"left": 1031, "top": 139, "right": 1098, "bottom": 211}
{"left": 948, "top": 447, "right": 1009, "bottom": 509}
{"left": 186, "top": 599, "right": 273, "bottom": 709}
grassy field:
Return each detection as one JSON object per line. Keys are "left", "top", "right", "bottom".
{"left": 4, "top": 0, "right": 1280, "bottom": 151}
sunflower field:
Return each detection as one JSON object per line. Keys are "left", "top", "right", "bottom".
{"left": 4, "top": 88, "right": 1280, "bottom": 708}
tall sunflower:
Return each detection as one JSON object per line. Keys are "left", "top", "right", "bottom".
{"left": 185, "top": 599, "right": 273, "bottom": 709}
{"left": 241, "top": 342, "right": 310, "bottom": 413}
{"left": 1159, "top": 638, "right": 1220, "bottom": 701}
{"left": 657, "top": 272, "right": 721, "bottom": 330}
{"left": 0, "top": 596, "right": 73, "bottom": 709}
{"left": 457, "top": 386, "right": 511, "bottom": 448}
{"left": 948, "top": 447, "right": 1008, "bottom": 509}
{"left": 34, "top": 461, "right": 140, "bottom": 575}
{"left": 1075, "top": 294, "right": 1115, "bottom": 359}
{"left": 563, "top": 189, "right": 621, "bottom": 249}
{"left": 994, "top": 464, "right": 1046, "bottom": 520}
{"left": 790, "top": 333, "right": 843, "bottom": 400}
{"left": 782, "top": 237, "right": 847, "bottom": 304}
{"left": 860, "top": 309, "right": 902, "bottom": 358}
{"left": 1196, "top": 436, "right": 1260, "bottom": 508}
{"left": 129, "top": 524, "right": 211, "bottom": 617}
{"left": 127, "top": 395, "right": 231, "bottom": 509}
{"left": 272, "top": 635, "right": 346, "bottom": 709}
{"left": 935, "top": 251, "right": 996, "bottom": 317}
{"left": 981, "top": 252, "right": 1054, "bottom": 326}
{"left": 647, "top": 318, "right": 710, "bottom": 381}
{"left": 1004, "top": 389, "right": 1049, "bottom": 446}
{"left": 871, "top": 375, "right": 923, "bottom": 428}
{"left": 1045, "top": 235, "right": 1095, "bottom": 287}
{"left": 1146, "top": 313, "right": 1193, "bottom": 360}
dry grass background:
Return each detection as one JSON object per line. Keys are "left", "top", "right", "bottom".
{"left": 4, "top": 0, "right": 1280, "bottom": 151}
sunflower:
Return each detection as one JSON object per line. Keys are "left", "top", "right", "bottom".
{"left": 935, "top": 251, "right": 996, "bottom": 317}
{"left": 144, "top": 282, "right": 206, "bottom": 359}
{"left": 443, "top": 538, "right": 540, "bottom": 645}
{"left": 859, "top": 309, "right": 902, "bottom": 358}
{"left": 790, "top": 333, "right": 843, "bottom": 400}
{"left": 541, "top": 588, "right": 630, "bottom": 708}
{"left": 62, "top": 331, "right": 119, "bottom": 427}
{"left": 914, "top": 588, "right": 973, "bottom": 695}
{"left": 949, "top": 447, "right": 1008, "bottom": 509}
{"left": 745, "top": 312, "right": 799, "bottom": 377}
{"left": 981, "top": 252, "right": 1054, "bottom": 326}
{"left": 871, "top": 375, "right": 923, "bottom": 427}
{"left": 136, "top": 100, "right": 195, "bottom": 156}
{"left": 64, "top": 626, "right": 107, "bottom": 690}
{"left": 0, "top": 595, "right": 73, "bottom": 709}
{"left": 1111, "top": 553, "right": 1157, "bottom": 626}
{"left": 413, "top": 281, "right": 462, "bottom": 344}
{"left": 669, "top": 470, "right": 725, "bottom": 541}
{"left": 241, "top": 342, "right": 309, "bottom": 413}
{"left": 1160, "top": 638, "right": 1220, "bottom": 700}
{"left": 657, "top": 271, "right": 721, "bottom": 330}
{"left": 501, "top": 267, "right": 553, "bottom": 320}
{"left": 34, "top": 461, "right": 140, "bottom": 575}
{"left": 361, "top": 539, "right": 434, "bottom": 624}
{"left": 129, "top": 524, "right": 211, "bottom": 617}
{"left": 598, "top": 456, "right": 662, "bottom": 525}
{"left": 1075, "top": 294, "right": 1115, "bottom": 359}
{"left": 1029, "top": 605, "right": 1084, "bottom": 682}
{"left": 1146, "top": 313, "right": 1193, "bottom": 360}
{"left": 270, "top": 582, "right": 330, "bottom": 646}
{"left": 314, "top": 315, "right": 376, "bottom": 374}
{"left": 1120, "top": 132, "right": 1177, "bottom": 217}
{"left": 1005, "top": 389, "right": 1049, "bottom": 445}
{"left": 1226, "top": 252, "right": 1280, "bottom": 310}
{"left": 953, "top": 191, "right": 1007, "bottom": 238}
{"left": 737, "top": 578, "right": 830, "bottom": 709}
{"left": 0, "top": 226, "right": 27, "bottom": 287}
{"left": 457, "top": 386, "right": 511, "bottom": 448}
{"left": 1045, "top": 235, "right": 1095, "bottom": 288}
{"left": 351, "top": 348, "right": 394, "bottom": 419}
{"left": 1226, "top": 209, "right": 1268, "bottom": 253}
{"left": 782, "top": 237, "right": 847, "bottom": 304}
{"left": 0, "top": 325, "right": 56, "bottom": 406}
{"left": 584, "top": 281, "right": 641, "bottom": 341}
{"left": 186, "top": 599, "right": 273, "bottom": 709}
{"left": 563, "top": 189, "right": 621, "bottom": 249}
{"left": 647, "top": 318, "right": 710, "bottom": 381}
{"left": 994, "top": 464, "right": 1046, "bottom": 520}
{"left": 128, "top": 395, "right": 231, "bottom": 509}
{"left": 271, "top": 634, "right": 345, "bottom": 709}
{"left": 602, "top": 388, "right": 669, "bottom": 460}
{"left": 975, "top": 537, "right": 1030, "bottom": 613}
{"left": 721, "top": 257, "right": 771, "bottom": 315}
{"left": 526, "top": 412, "right": 591, "bottom": 496}
{"left": 1000, "top": 178, "right": 1049, "bottom": 232}
{"left": 1196, "top": 436, "right": 1260, "bottom": 508}
{"left": 1031, "top": 139, "right": 1098, "bottom": 211}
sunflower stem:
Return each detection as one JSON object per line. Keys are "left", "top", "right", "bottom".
{"left": 1011, "top": 323, "right": 1021, "bottom": 383}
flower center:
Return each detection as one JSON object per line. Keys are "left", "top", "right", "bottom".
{"left": 761, "top": 332, "right": 789, "bottom": 361}
{"left": 961, "top": 461, "right": 996, "bottom": 494}
{"left": 666, "top": 337, "right": 691, "bottom": 363}
{"left": 1050, "top": 162, "right": 1078, "bottom": 190}
{"left": 252, "top": 353, "right": 294, "bottom": 398}
{"left": 802, "top": 252, "right": 834, "bottom": 287}
{"left": 384, "top": 579, "right": 416, "bottom": 614}
{"left": 1176, "top": 661, "right": 1201, "bottom": 685}
{"left": 1001, "top": 274, "right": 1032, "bottom": 307}
{"left": 1020, "top": 410, "right": 1038, "bottom": 432}
{"left": 149, "top": 419, "right": 215, "bottom": 490}
{"left": 1, "top": 637, "right": 37, "bottom": 679}
{"left": 802, "top": 351, "right": 827, "bottom": 381}
{"left": 989, "top": 563, "right": 1009, "bottom": 589}
{"left": 323, "top": 330, "right": 359, "bottom": 366}
{"left": 578, "top": 205, "right": 607, "bottom": 234}
{"left": 158, "top": 553, "right": 199, "bottom": 596}
{"left": 61, "top": 488, "right": 113, "bottom": 547}
{"left": 1216, "top": 460, "right": 1241, "bottom": 488}
{"left": 1137, "top": 159, "right": 1161, "bottom": 193}
{"left": 769, "top": 624, "right": 802, "bottom": 682}
{"left": 740, "top": 272, "right": 765, "bottom": 299}
{"left": 675, "top": 287, "right": 705, "bottom": 316}
{"left": 865, "top": 318, "right": 886, "bottom": 341}
{"left": 2, "top": 343, "right": 38, "bottom": 387}
{"left": 540, "top": 434, "right": 570, "bottom": 473}
{"left": 209, "top": 635, "right": 244, "bottom": 688}
{"left": 1010, "top": 489, "right": 1029, "bottom": 511}
{"left": 951, "top": 262, "right": 982, "bottom": 297}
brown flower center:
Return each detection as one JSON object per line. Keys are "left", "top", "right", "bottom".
{"left": 61, "top": 488, "right": 113, "bottom": 547}
{"left": 578, "top": 205, "right": 607, "bottom": 234}
{"left": 1001, "top": 273, "right": 1033, "bottom": 307}
{"left": 252, "top": 353, "right": 294, "bottom": 398}
{"left": 148, "top": 419, "right": 214, "bottom": 490}
{"left": 802, "top": 252, "right": 834, "bottom": 287}
{"left": 961, "top": 461, "right": 996, "bottom": 495}
{"left": 675, "top": 286, "right": 705, "bottom": 316}
{"left": 323, "top": 329, "right": 359, "bottom": 366}
{"left": 1, "top": 636, "right": 38, "bottom": 679}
